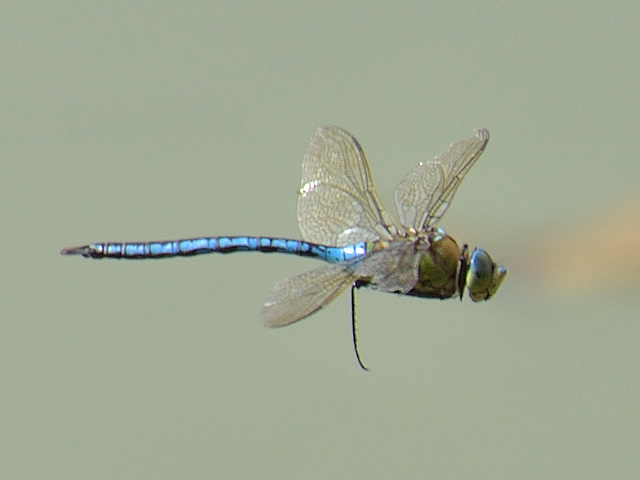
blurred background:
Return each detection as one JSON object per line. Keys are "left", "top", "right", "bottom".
{"left": 2, "top": 2, "right": 638, "bottom": 478}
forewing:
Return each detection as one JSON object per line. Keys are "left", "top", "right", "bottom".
{"left": 260, "top": 262, "right": 358, "bottom": 327}
{"left": 394, "top": 128, "right": 489, "bottom": 231}
{"left": 298, "top": 126, "right": 400, "bottom": 247}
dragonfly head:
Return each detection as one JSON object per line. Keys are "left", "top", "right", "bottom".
{"left": 464, "top": 247, "right": 506, "bottom": 302}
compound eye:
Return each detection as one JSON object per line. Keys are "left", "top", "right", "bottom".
{"left": 468, "top": 248, "right": 492, "bottom": 295}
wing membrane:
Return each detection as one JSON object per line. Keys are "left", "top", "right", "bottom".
{"left": 260, "top": 241, "right": 423, "bottom": 327}
{"left": 260, "top": 262, "right": 358, "bottom": 327}
{"left": 352, "top": 242, "right": 422, "bottom": 295}
{"left": 297, "top": 126, "right": 400, "bottom": 247}
{"left": 394, "top": 128, "right": 489, "bottom": 231}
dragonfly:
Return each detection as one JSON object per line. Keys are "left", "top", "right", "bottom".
{"left": 62, "top": 126, "right": 506, "bottom": 369}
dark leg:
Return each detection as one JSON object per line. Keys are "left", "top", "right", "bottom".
{"left": 351, "top": 283, "right": 369, "bottom": 371}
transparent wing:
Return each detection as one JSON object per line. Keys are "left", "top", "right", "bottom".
{"left": 260, "top": 262, "right": 358, "bottom": 327}
{"left": 297, "top": 126, "right": 401, "bottom": 247}
{"left": 260, "top": 241, "right": 423, "bottom": 327}
{"left": 394, "top": 128, "right": 490, "bottom": 231}
{"left": 353, "top": 242, "right": 423, "bottom": 295}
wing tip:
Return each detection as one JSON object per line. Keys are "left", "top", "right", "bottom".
{"left": 475, "top": 127, "right": 490, "bottom": 142}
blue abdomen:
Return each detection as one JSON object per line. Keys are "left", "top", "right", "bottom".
{"left": 62, "top": 236, "right": 368, "bottom": 264}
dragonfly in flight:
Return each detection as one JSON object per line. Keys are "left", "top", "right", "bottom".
{"left": 62, "top": 126, "right": 506, "bottom": 369}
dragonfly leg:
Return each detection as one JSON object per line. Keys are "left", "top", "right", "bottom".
{"left": 351, "top": 282, "right": 369, "bottom": 371}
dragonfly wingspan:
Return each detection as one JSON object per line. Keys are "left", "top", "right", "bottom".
{"left": 393, "top": 128, "right": 490, "bottom": 231}
{"left": 297, "top": 126, "right": 401, "bottom": 247}
{"left": 61, "top": 125, "right": 505, "bottom": 369}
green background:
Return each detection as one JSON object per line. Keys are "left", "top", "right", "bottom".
{"left": 3, "top": 2, "right": 639, "bottom": 478}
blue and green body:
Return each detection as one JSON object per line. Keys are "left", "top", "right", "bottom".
{"left": 61, "top": 126, "right": 506, "bottom": 369}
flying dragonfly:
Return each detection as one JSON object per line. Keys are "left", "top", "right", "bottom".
{"left": 62, "top": 126, "right": 506, "bottom": 369}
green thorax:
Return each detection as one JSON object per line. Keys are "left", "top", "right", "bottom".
{"left": 407, "top": 231, "right": 462, "bottom": 299}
